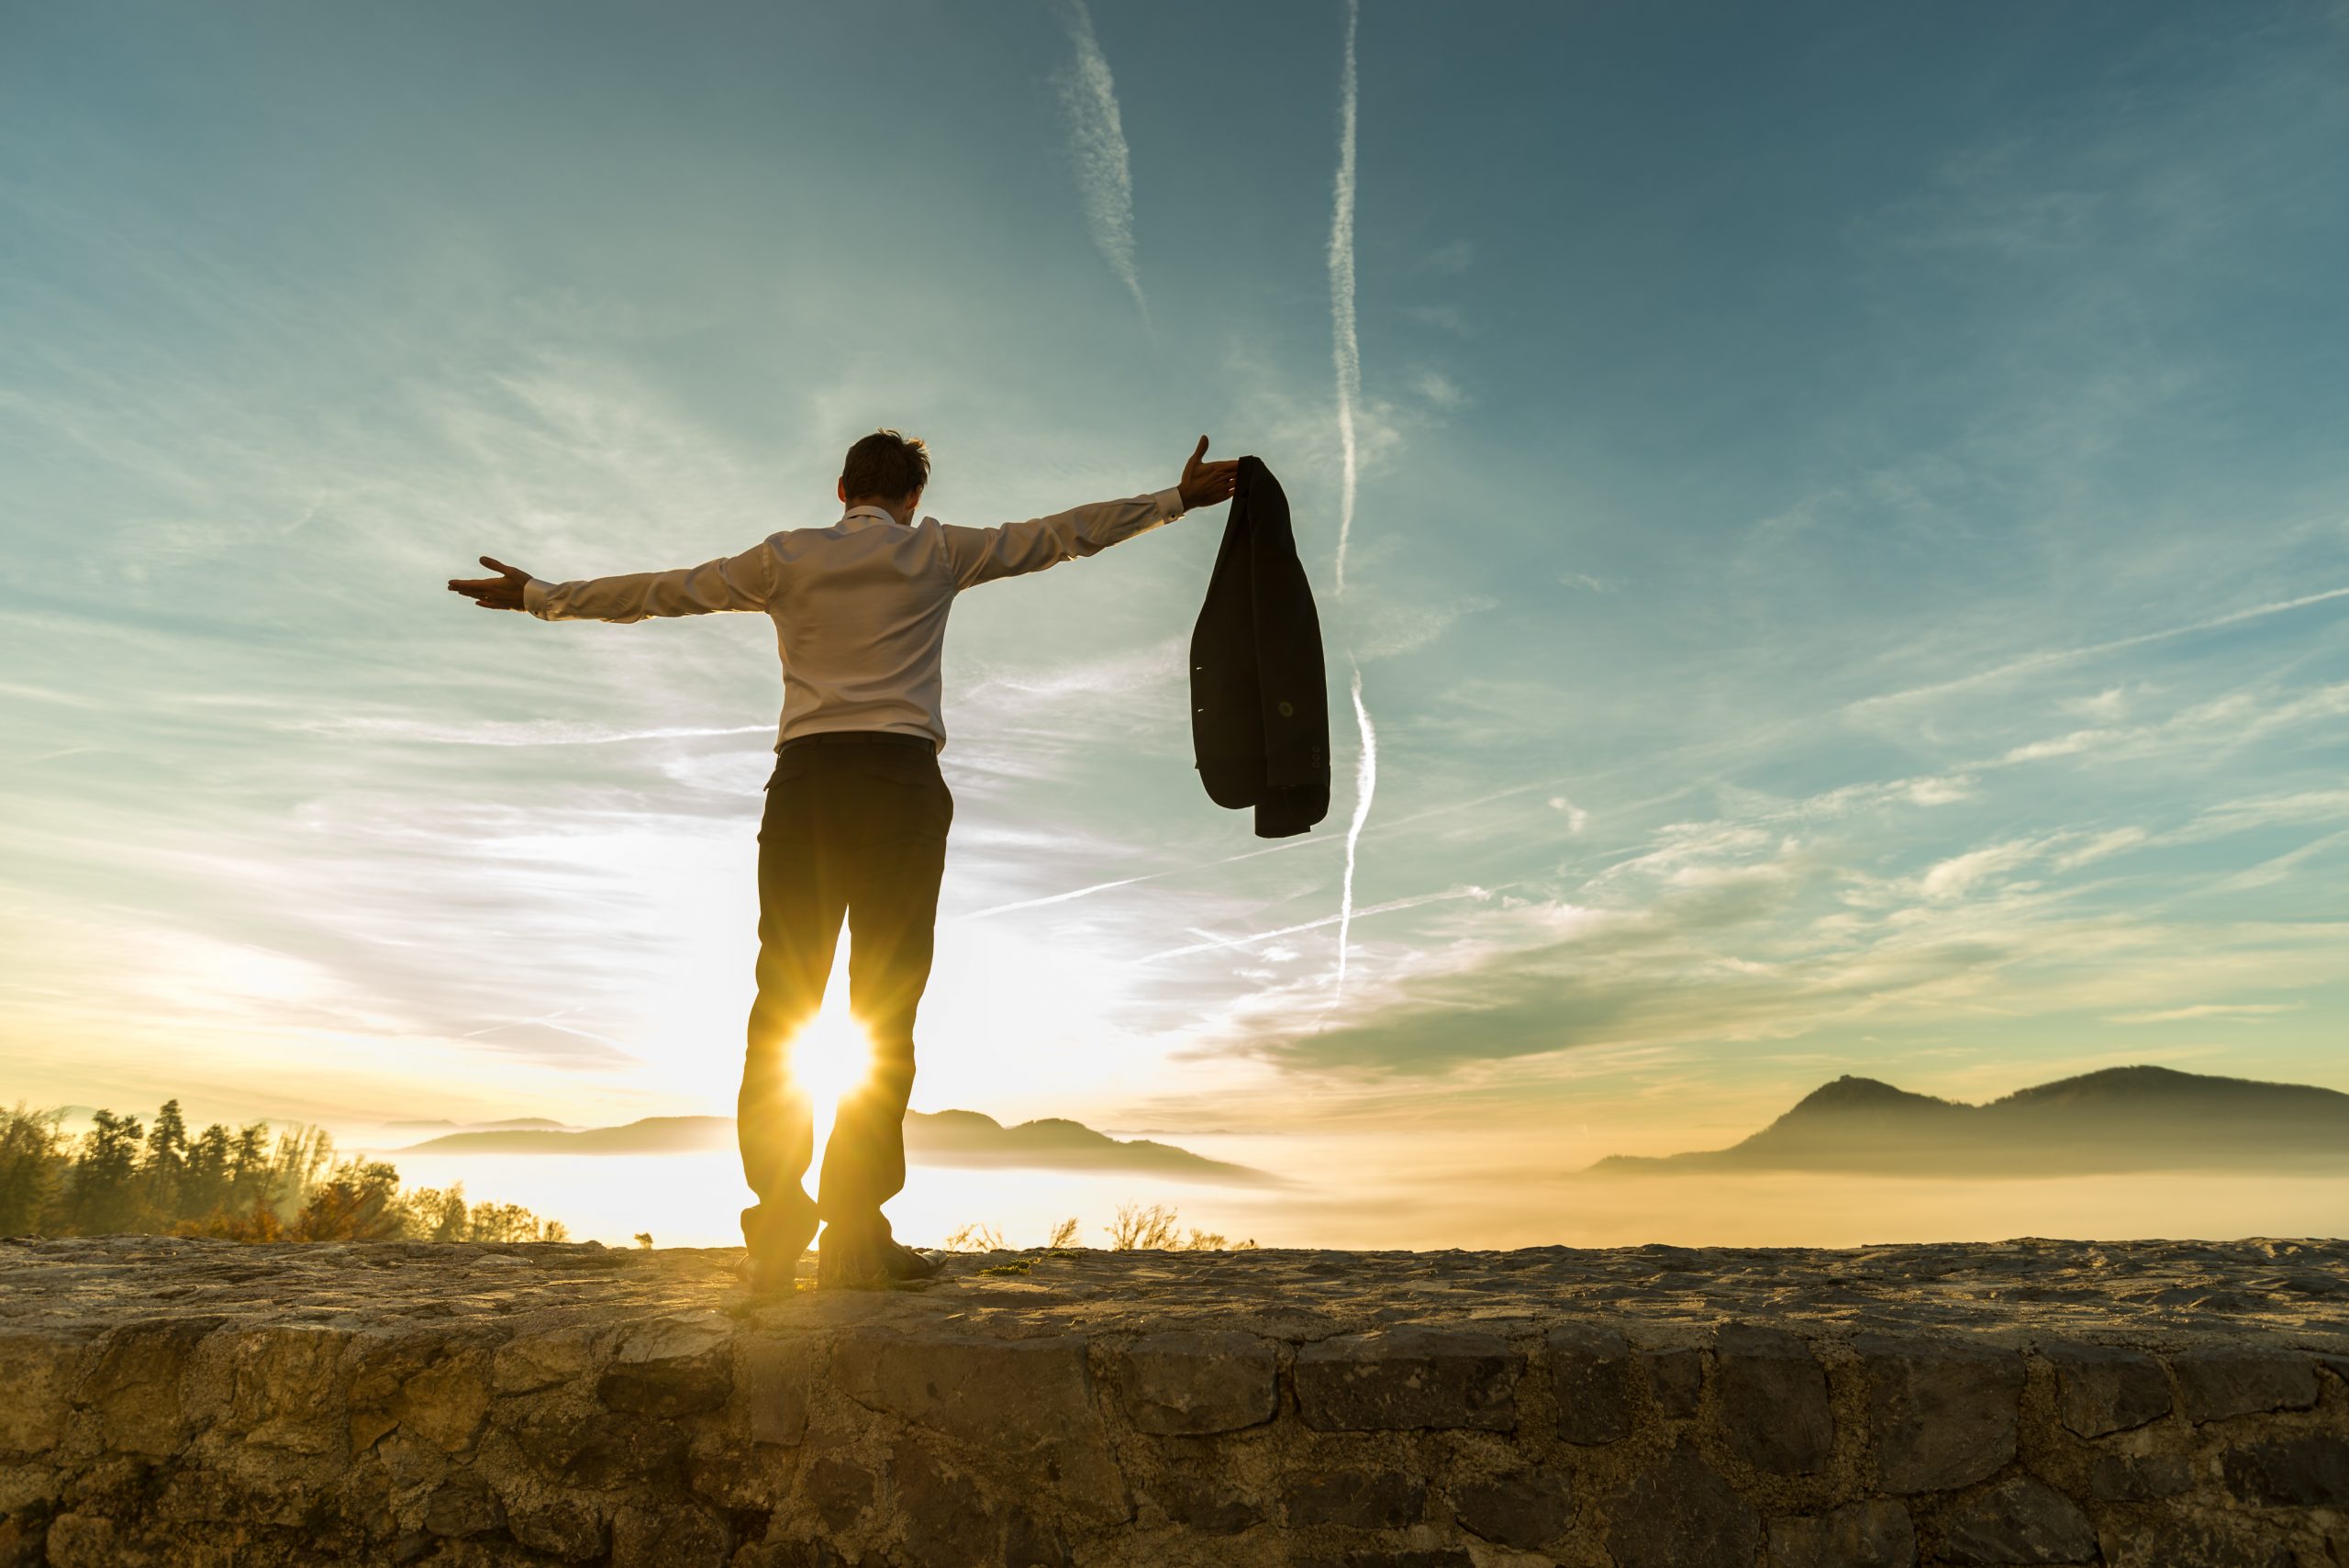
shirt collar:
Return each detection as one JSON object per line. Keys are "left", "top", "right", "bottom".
{"left": 840, "top": 505, "right": 903, "bottom": 530}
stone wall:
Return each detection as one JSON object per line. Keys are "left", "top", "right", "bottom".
{"left": 1, "top": 1236, "right": 2344, "bottom": 1566}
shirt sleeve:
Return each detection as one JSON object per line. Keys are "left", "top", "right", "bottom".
{"left": 935, "top": 487, "right": 1187, "bottom": 591}
{"left": 524, "top": 541, "right": 780, "bottom": 623}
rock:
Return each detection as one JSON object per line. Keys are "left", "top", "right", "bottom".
{"left": 507, "top": 1498, "right": 604, "bottom": 1564}
{"left": 217, "top": 1324, "right": 351, "bottom": 1457}
{"left": 2221, "top": 1433, "right": 2349, "bottom": 1507}
{"left": 420, "top": 1473, "right": 501, "bottom": 1538}
{"left": 1449, "top": 1465, "right": 1571, "bottom": 1550}
{"left": 40, "top": 1512, "right": 117, "bottom": 1568}
{"left": 1295, "top": 1552, "right": 1475, "bottom": 1568}
{"left": 390, "top": 1349, "right": 491, "bottom": 1454}
{"left": 599, "top": 1316, "right": 734, "bottom": 1419}
{"left": 1110, "top": 1331, "right": 1277, "bottom": 1434}
{"left": 890, "top": 1445, "right": 998, "bottom": 1568}
{"left": 801, "top": 1453, "right": 876, "bottom": 1535}
{"left": 613, "top": 1501, "right": 730, "bottom": 1568}
{"left": 1544, "top": 1323, "right": 1639, "bottom": 1444}
{"left": 2099, "top": 1516, "right": 2294, "bottom": 1568}
{"left": 1003, "top": 1507, "right": 1069, "bottom": 1567}
{"left": 1854, "top": 1333, "right": 2021, "bottom": 1495}
{"left": 1714, "top": 1323, "right": 1832, "bottom": 1474}
{"left": 2041, "top": 1341, "right": 2170, "bottom": 1438}
{"left": 492, "top": 1327, "right": 600, "bottom": 1395}
{"left": 1279, "top": 1468, "right": 1427, "bottom": 1529}
{"left": 1152, "top": 1474, "right": 1262, "bottom": 1535}
{"left": 79, "top": 1319, "right": 211, "bottom": 1456}
{"left": 738, "top": 1336, "right": 818, "bottom": 1447}
{"left": 830, "top": 1329, "right": 1095, "bottom": 1447}
{"left": 1768, "top": 1499, "right": 1915, "bottom": 1568}
{"left": 2171, "top": 1348, "right": 2319, "bottom": 1423}
{"left": 1295, "top": 1326, "right": 1520, "bottom": 1432}
{"left": 1646, "top": 1345, "right": 1705, "bottom": 1418}
{"left": 1936, "top": 1476, "right": 2097, "bottom": 1565}
{"left": 508, "top": 1404, "right": 685, "bottom": 1488}
{"left": 0, "top": 1334, "right": 79, "bottom": 1455}
{"left": 2087, "top": 1448, "right": 2191, "bottom": 1500}
{"left": 1600, "top": 1441, "right": 1760, "bottom": 1568}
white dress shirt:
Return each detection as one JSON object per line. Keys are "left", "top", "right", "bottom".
{"left": 524, "top": 487, "right": 1188, "bottom": 751}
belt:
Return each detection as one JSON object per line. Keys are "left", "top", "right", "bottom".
{"left": 777, "top": 729, "right": 935, "bottom": 753}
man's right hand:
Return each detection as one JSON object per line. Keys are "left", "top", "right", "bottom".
{"left": 1178, "top": 436, "right": 1241, "bottom": 512}
{"left": 448, "top": 556, "right": 533, "bottom": 612}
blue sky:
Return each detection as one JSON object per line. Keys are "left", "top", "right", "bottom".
{"left": 5, "top": 2, "right": 2347, "bottom": 1186}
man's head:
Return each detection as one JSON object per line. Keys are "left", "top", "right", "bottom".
{"left": 837, "top": 428, "right": 930, "bottom": 524}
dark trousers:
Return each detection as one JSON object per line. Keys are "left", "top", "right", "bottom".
{"left": 738, "top": 735, "right": 951, "bottom": 1253}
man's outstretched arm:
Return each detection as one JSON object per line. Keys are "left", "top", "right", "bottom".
{"left": 446, "top": 545, "right": 778, "bottom": 622}
{"left": 940, "top": 436, "right": 1240, "bottom": 590}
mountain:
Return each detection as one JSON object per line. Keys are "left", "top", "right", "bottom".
{"left": 1587, "top": 1065, "right": 2349, "bottom": 1176}
{"left": 393, "top": 1109, "right": 1275, "bottom": 1185}
{"left": 376, "top": 1118, "right": 573, "bottom": 1135}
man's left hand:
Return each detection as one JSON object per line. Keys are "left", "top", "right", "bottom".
{"left": 1178, "top": 436, "right": 1241, "bottom": 511}
{"left": 448, "top": 556, "right": 533, "bottom": 611}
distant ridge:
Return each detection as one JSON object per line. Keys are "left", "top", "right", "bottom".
{"left": 1587, "top": 1064, "right": 2349, "bottom": 1176}
{"left": 394, "top": 1109, "right": 1276, "bottom": 1186}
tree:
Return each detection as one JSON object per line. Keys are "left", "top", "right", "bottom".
{"left": 0, "top": 1106, "right": 64, "bottom": 1235}
{"left": 182, "top": 1123, "right": 233, "bottom": 1222}
{"left": 291, "top": 1160, "right": 406, "bottom": 1241}
{"left": 405, "top": 1184, "right": 470, "bottom": 1243}
{"left": 139, "top": 1099, "right": 190, "bottom": 1220}
{"left": 63, "top": 1109, "right": 145, "bottom": 1234}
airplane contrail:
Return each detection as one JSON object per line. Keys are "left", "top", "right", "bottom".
{"left": 1135, "top": 884, "right": 1490, "bottom": 964}
{"left": 1335, "top": 665, "right": 1376, "bottom": 996}
{"left": 1328, "top": 0, "right": 1377, "bottom": 1004}
{"left": 1329, "top": 0, "right": 1362, "bottom": 594}
{"left": 1056, "top": 0, "right": 1149, "bottom": 324}
{"left": 1848, "top": 584, "right": 2349, "bottom": 714}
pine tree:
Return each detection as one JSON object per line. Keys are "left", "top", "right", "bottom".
{"left": 139, "top": 1099, "right": 190, "bottom": 1222}
{"left": 0, "top": 1106, "right": 64, "bottom": 1235}
{"left": 64, "top": 1109, "right": 145, "bottom": 1234}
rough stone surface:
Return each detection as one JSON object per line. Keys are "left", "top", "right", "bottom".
{"left": 1602, "top": 1441, "right": 1762, "bottom": 1568}
{"left": 1294, "top": 1326, "right": 1519, "bottom": 1431}
{"left": 1715, "top": 1321, "right": 1834, "bottom": 1474}
{"left": 1767, "top": 1499, "right": 1917, "bottom": 1568}
{"left": 1545, "top": 1321, "right": 1640, "bottom": 1444}
{"left": 1446, "top": 1464, "right": 1570, "bottom": 1550}
{"left": 1935, "top": 1475, "right": 2098, "bottom": 1564}
{"left": 2044, "top": 1340, "right": 2172, "bottom": 1438}
{"left": 0, "top": 1235, "right": 2343, "bottom": 1566}
{"left": 1857, "top": 1332, "right": 2024, "bottom": 1494}
{"left": 2174, "top": 1347, "right": 2321, "bottom": 1423}
{"left": 1110, "top": 1329, "right": 1276, "bottom": 1435}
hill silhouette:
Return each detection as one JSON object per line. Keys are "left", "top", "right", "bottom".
{"left": 1587, "top": 1064, "right": 2349, "bottom": 1177}
{"left": 393, "top": 1109, "right": 1277, "bottom": 1185}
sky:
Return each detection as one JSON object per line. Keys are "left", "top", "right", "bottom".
{"left": 5, "top": 2, "right": 2347, "bottom": 1237}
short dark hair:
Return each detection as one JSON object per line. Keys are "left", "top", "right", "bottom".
{"left": 841, "top": 428, "right": 930, "bottom": 502}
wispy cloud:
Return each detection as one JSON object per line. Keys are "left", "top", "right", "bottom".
{"left": 1055, "top": 0, "right": 1147, "bottom": 322}
{"left": 2106, "top": 1003, "right": 2305, "bottom": 1025}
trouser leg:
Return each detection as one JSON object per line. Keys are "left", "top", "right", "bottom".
{"left": 738, "top": 762, "right": 845, "bottom": 1252}
{"left": 816, "top": 773, "right": 951, "bottom": 1239}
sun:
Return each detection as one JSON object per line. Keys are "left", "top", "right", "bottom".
{"left": 790, "top": 989, "right": 874, "bottom": 1154}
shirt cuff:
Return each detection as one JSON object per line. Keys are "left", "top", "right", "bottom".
{"left": 523, "top": 578, "right": 553, "bottom": 617}
{"left": 1152, "top": 484, "right": 1187, "bottom": 521}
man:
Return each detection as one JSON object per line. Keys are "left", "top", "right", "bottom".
{"left": 448, "top": 430, "right": 1239, "bottom": 1291}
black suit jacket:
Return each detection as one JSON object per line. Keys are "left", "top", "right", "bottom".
{"left": 1189, "top": 457, "right": 1330, "bottom": 838}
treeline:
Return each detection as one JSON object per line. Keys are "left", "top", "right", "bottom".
{"left": 0, "top": 1100, "right": 567, "bottom": 1244}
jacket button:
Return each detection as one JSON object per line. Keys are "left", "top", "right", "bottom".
{"left": 1277, "top": 700, "right": 1295, "bottom": 717}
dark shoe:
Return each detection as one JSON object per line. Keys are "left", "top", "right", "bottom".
{"left": 882, "top": 1240, "right": 943, "bottom": 1281}
{"left": 815, "top": 1221, "right": 889, "bottom": 1291}
{"left": 741, "top": 1200, "right": 818, "bottom": 1300}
